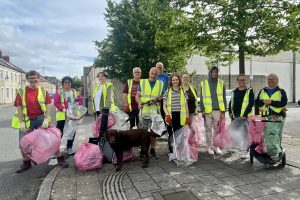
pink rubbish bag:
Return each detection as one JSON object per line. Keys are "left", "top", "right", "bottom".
{"left": 92, "top": 113, "right": 116, "bottom": 138}
{"left": 190, "top": 114, "right": 207, "bottom": 148}
{"left": 212, "top": 116, "right": 232, "bottom": 149}
{"left": 20, "top": 126, "right": 61, "bottom": 164}
{"left": 112, "top": 148, "right": 136, "bottom": 164}
{"left": 255, "top": 143, "right": 265, "bottom": 154}
{"left": 248, "top": 117, "right": 265, "bottom": 144}
{"left": 74, "top": 141, "right": 103, "bottom": 171}
{"left": 173, "top": 125, "right": 198, "bottom": 166}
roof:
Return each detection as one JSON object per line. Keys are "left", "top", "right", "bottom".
{"left": 0, "top": 58, "right": 26, "bottom": 73}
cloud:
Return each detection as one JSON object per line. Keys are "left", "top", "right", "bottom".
{"left": 0, "top": 0, "right": 109, "bottom": 79}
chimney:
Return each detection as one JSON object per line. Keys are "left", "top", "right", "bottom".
{"left": 2, "top": 55, "right": 10, "bottom": 63}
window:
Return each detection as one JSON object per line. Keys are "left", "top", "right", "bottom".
{"left": 15, "top": 74, "right": 17, "bottom": 82}
{"left": 11, "top": 73, "right": 13, "bottom": 81}
{"left": 6, "top": 71, "right": 8, "bottom": 80}
{"left": 0, "top": 70, "right": 2, "bottom": 80}
{"left": 6, "top": 88, "right": 9, "bottom": 98}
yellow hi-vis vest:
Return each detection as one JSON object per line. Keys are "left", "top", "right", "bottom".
{"left": 92, "top": 82, "right": 116, "bottom": 112}
{"left": 139, "top": 79, "right": 164, "bottom": 115}
{"left": 166, "top": 88, "right": 187, "bottom": 126}
{"left": 189, "top": 85, "right": 198, "bottom": 114}
{"left": 231, "top": 87, "right": 253, "bottom": 117}
{"left": 259, "top": 89, "right": 283, "bottom": 116}
{"left": 55, "top": 89, "right": 79, "bottom": 121}
{"left": 127, "top": 79, "right": 136, "bottom": 112}
{"left": 11, "top": 86, "right": 47, "bottom": 129}
{"left": 201, "top": 79, "right": 225, "bottom": 113}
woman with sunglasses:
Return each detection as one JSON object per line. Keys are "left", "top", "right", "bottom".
{"left": 54, "top": 76, "right": 83, "bottom": 155}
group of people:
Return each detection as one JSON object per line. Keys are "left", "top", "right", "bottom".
{"left": 119, "top": 63, "right": 287, "bottom": 158}
{"left": 12, "top": 62, "right": 288, "bottom": 173}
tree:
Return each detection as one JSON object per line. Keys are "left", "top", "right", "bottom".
{"left": 94, "top": 0, "right": 193, "bottom": 82}
{"left": 156, "top": 0, "right": 300, "bottom": 73}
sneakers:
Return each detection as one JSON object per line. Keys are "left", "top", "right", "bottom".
{"left": 66, "top": 148, "right": 75, "bottom": 155}
{"left": 16, "top": 160, "right": 32, "bottom": 173}
{"left": 150, "top": 148, "right": 158, "bottom": 159}
{"left": 57, "top": 156, "right": 69, "bottom": 168}
{"left": 241, "top": 153, "right": 250, "bottom": 159}
{"left": 168, "top": 153, "right": 176, "bottom": 161}
{"left": 214, "top": 147, "right": 222, "bottom": 155}
{"left": 207, "top": 146, "right": 214, "bottom": 155}
{"left": 139, "top": 154, "right": 145, "bottom": 161}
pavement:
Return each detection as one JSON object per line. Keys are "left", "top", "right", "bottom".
{"left": 37, "top": 138, "right": 300, "bottom": 200}
{"left": 2, "top": 102, "right": 299, "bottom": 200}
{"left": 36, "top": 116, "right": 300, "bottom": 200}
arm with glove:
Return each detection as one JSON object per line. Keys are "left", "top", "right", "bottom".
{"left": 41, "top": 103, "right": 51, "bottom": 128}
{"left": 163, "top": 99, "right": 172, "bottom": 125}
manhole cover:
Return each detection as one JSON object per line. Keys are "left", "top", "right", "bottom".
{"left": 163, "top": 191, "right": 198, "bottom": 200}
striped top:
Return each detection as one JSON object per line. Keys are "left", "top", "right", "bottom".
{"left": 163, "top": 88, "right": 187, "bottom": 112}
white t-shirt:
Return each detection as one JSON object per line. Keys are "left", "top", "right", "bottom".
{"left": 94, "top": 84, "right": 104, "bottom": 112}
{"left": 64, "top": 90, "right": 74, "bottom": 107}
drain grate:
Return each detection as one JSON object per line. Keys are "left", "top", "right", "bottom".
{"left": 163, "top": 191, "right": 198, "bottom": 200}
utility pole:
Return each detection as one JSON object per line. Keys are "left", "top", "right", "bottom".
{"left": 293, "top": 51, "right": 296, "bottom": 103}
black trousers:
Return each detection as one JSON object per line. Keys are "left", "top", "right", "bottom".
{"left": 168, "top": 111, "right": 182, "bottom": 153}
{"left": 56, "top": 120, "right": 76, "bottom": 149}
{"left": 128, "top": 109, "right": 139, "bottom": 128}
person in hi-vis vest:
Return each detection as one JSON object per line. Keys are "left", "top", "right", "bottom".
{"left": 12, "top": 70, "right": 68, "bottom": 173}
{"left": 228, "top": 74, "right": 254, "bottom": 159}
{"left": 229, "top": 74, "right": 254, "bottom": 120}
{"left": 92, "top": 72, "right": 116, "bottom": 117}
{"left": 182, "top": 72, "right": 198, "bottom": 120}
{"left": 122, "top": 67, "right": 141, "bottom": 129}
{"left": 53, "top": 76, "right": 83, "bottom": 155}
{"left": 136, "top": 67, "right": 164, "bottom": 159}
{"left": 255, "top": 74, "right": 287, "bottom": 118}
{"left": 163, "top": 74, "right": 190, "bottom": 154}
{"left": 199, "top": 66, "right": 226, "bottom": 155}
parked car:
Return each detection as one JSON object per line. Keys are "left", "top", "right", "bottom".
{"left": 226, "top": 89, "right": 232, "bottom": 110}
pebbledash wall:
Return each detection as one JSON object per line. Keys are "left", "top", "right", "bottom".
{"left": 186, "top": 51, "right": 300, "bottom": 102}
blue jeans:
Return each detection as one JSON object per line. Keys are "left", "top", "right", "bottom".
{"left": 19, "top": 114, "right": 45, "bottom": 146}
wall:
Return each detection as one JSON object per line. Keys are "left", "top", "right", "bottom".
{"left": 186, "top": 51, "right": 300, "bottom": 102}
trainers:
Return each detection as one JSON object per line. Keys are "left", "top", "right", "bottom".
{"left": 241, "top": 153, "right": 249, "bottom": 159}
{"left": 214, "top": 147, "right": 222, "bottom": 155}
{"left": 207, "top": 146, "right": 214, "bottom": 155}
{"left": 66, "top": 148, "right": 75, "bottom": 155}
{"left": 150, "top": 149, "right": 158, "bottom": 159}
{"left": 16, "top": 160, "right": 32, "bottom": 173}
{"left": 57, "top": 156, "right": 69, "bottom": 168}
{"left": 168, "top": 153, "right": 176, "bottom": 161}
{"left": 139, "top": 154, "right": 145, "bottom": 161}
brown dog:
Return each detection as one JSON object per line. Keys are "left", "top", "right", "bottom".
{"left": 106, "top": 129, "right": 159, "bottom": 171}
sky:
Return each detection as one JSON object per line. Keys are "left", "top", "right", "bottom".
{"left": 0, "top": 0, "right": 110, "bottom": 79}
